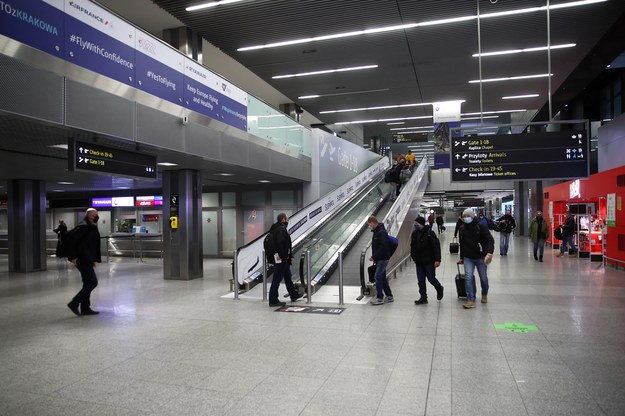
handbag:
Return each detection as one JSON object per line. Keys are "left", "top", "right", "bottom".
{"left": 449, "top": 237, "right": 459, "bottom": 254}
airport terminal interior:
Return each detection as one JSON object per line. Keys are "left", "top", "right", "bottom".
{"left": 2, "top": 0, "right": 625, "bottom": 415}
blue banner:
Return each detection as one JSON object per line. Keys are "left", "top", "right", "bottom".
{"left": 184, "top": 77, "right": 247, "bottom": 131}
{"left": 135, "top": 52, "right": 183, "bottom": 106}
{"left": 0, "top": 0, "right": 64, "bottom": 58}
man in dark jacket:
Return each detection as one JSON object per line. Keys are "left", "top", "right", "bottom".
{"left": 391, "top": 159, "right": 405, "bottom": 199}
{"left": 53, "top": 219, "right": 68, "bottom": 258}
{"left": 496, "top": 209, "right": 517, "bottom": 256}
{"left": 435, "top": 215, "right": 444, "bottom": 234}
{"left": 268, "top": 213, "right": 301, "bottom": 307}
{"left": 66, "top": 208, "right": 101, "bottom": 316}
{"left": 458, "top": 208, "right": 494, "bottom": 309}
{"left": 368, "top": 216, "right": 394, "bottom": 305}
{"left": 556, "top": 211, "right": 578, "bottom": 258}
{"left": 411, "top": 216, "right": 444, "bottom": 305}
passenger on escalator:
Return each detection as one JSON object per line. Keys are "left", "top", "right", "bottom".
{"left": 410, "top": 216, "right": 444, "bottom": 305}
{"left": 391, "top": 159, "right": 405, "bottom": 200}
{"left": 267, "top": 213, "right": 302, "bottom": 307}
{"left": 367, "top": 216, "right": 394, "bottom": 305}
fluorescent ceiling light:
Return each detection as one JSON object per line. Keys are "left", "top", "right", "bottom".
{"left": 462, "top": 109, "right": 526, "bottom": 116}
{"left": 320, "top": 102, "right": 433, "bottom": 114}
{"left": 238, "top": 0, "right": 605, "bottom": 51}
{"left": 473, "top": 43, "right": 575, "bottom": 57}
{"left": 502, "top": 94, "right": 540, "bottom": 100}
{"left": 157, "top": 162, "right": 178, "bottom": 166}
{"left": 469, "top": 74, "right": 552, "bottom": 83}
{"left": 390, "top": 125, "right": 434, "bottom": 131}
{"left": 396, "top": 130, "right": 433, "bottom": 134}
{"left": 186, "top": 0, "right": 246, "bottom": 12}
{"left": 57, "top": 181, "right": 74, "bottom": 185}
{"left": 387, "top": 122, "right": 405, "bottom": 125}
{"left": 336, "top": 115, "right": 432, "bottom": 125}
{"left": 258, "top": 180, "right": 271, "bottom": 183}
{"left": 48, "top": 144, "right": 68, "bottom": 150}
{"left": 272, "top": 65, "right": 377, "bottom": 79}
{"left": 460, "top": 115, "right": 499, "bottom": 121}
{"left": 214, "top": 173, "right": 234, "bottom": 176}
{"left": 298, "top": 88, "right": 389, "bottom": 100}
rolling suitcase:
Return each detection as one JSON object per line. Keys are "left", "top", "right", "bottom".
{"left": 449, "top": 237, "right": 459, "bottom": 254}
{"left": 455, "top": 263, "right": 476, "bottom": 298}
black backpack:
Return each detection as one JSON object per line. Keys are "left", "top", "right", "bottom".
{"left": 263, "top": 229, "right": 277, "bottom": 263}
{"left": 384, "top": 168, "right": 395, "bottom": 183}
{"left": 554, "top": 226, "right": 563, "bottom": 241}
{"left": 58, "top": 226, "right": 80, "bottom": 259}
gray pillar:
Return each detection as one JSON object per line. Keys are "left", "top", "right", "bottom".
{"left": 8, "top": 179, "right": 47, "bottom": 272}
{"left": 514, "top": 181, "right": 529, "bottom": 236}
{"left": 162, "top": 170, "right": 203, "bottom": 280}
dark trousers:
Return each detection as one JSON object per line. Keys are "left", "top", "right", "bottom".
{"left": 269, "top": 261, "right": 298, "bottom": 304}
{"left": 70, "top": 263, "right": 98, "bottom": 310}
{"left": 416, "top": 263, "right": 442, "bottom": 300}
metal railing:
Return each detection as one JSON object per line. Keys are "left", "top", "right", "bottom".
{"left": 103, "top": 234, "right": 163, "bottom": 262}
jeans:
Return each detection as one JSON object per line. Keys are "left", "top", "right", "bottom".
{"left": 415, "top": 263, "right": 442, "bottom": 300}
{"left": 269, "top": 261, "right": 298, "bottom": 304}
{"left": 374, "top": 260, "right": 393, "bottom": 300}
{"left": 464, "top": 257, "right": 489, "bottom": 302}
{"left": 71, "top": 263, "right": 98, "bottom": 309}
{"left": 560, "top": 234, "right": 577, "bottom": 254}
{"left": 533, "top": 238, "right": 545, "bottom": 258}
{"left": 500, "top": 232, "right": 511, "bottom": 254}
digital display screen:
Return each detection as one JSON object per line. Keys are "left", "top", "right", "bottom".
{"left": 450, "top": 130, "right": 589, "bottom": 182}
{"left": 69, "top": 140, "right": 157, "bottom": 180}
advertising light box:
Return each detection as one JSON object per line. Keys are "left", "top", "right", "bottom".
{"left": 136, "top": 196, "right": 163, "bottom": 206}
{"left": 450, "top": 130, "right": 589, "bottom": 182}
{"left": 112, "top": 196, "right": 134, "bottom": 207}
{"left": 91, "top": 197, "right": 112, "bottom": 207}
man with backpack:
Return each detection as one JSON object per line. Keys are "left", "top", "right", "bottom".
{"left": 411, "top": 216, "right": 444, "bottom": 305}
{"left": 458, "top": 208, "right": 494, "bottom": 309}
{"left": 266, "top": 213, "right": 301, "bottom": 307}
{"left": 556, "top": 211, "right": 578, "bottom": 258}
{"left": 367, "top": 216, "right": 394, "bottom": 305}
{"left": 66, "top": 208, "right": 102, "bottom": 316}
{"left": 496, "top": 209, "right": 517, "bottom": 256}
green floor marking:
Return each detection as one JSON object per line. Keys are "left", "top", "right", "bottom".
{"left": 494, "top": 322, "right": 538, "bottom": 333}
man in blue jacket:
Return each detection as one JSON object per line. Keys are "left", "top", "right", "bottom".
{"left": 368, "top": 216, "right": 394, "bottom": 305}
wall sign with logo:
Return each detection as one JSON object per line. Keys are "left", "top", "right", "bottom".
{"left": 607, "top": 193, "right": 616, "bottom": 227}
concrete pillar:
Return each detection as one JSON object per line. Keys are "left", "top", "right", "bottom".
{"left": 8, "top": 179, "right": 47, "bottom": 272}
{"left": 514, "top": 181, "right": 529, "bottom": 236}
{"left": 162, "top": 170, "right": 203, "bottom": 280}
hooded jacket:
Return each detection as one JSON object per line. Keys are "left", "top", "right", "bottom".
{"left": 371, "top": 223, "right": 391, "bottom": 261}
{"left": 459, "top": 218, "right": 494, "bottom": 259}
{"left": 410, "top": 225, "right": 441, "bottom": 265}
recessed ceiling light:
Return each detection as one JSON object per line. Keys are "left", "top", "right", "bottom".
{"left": 51, "top": 189, "right": 65, "bottom": 192}
{"left": 57, "top": 181, "right": 74, "bottom": 185}
{"left": 387, "top": 122, "right": 405, "bottom": 125}
{"left": 469, "top": 74, "right": 552, "bottom": 83}
{"left": 238, "top": 0, "right": 605, "bottom": 51}
{"left": 272, "top": 65, "right": 378, "bottom": 79}
{"left": 157, "top": 162, "right": 178, "bottom": 166}
{"left": 502, "top": 94, "right": 540, "bottom": 100}
{"left": 214, "top": 173, "right": 235, "bottom": 176}
{"left": 320, "top": 101, "right": 434, "bottom": 114}
{"left": 48, "top": 144, "right": 68, "bottom": 150}
{"left": 473, "top": 43, "right": 575, "bottom": 57}
{"left": 298, "top": 88, "right": 389, "bottom": 100}
{"left": 258, "top": 180, "right": 271, "bottom": 183}
{"left": 186, "top": 0, "right": 246, "bottom": 12}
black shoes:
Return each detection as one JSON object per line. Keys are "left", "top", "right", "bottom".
{"left": 269, "top": 301, "right": 286, "bottom": 307}
{"left": 82, "top": 308, "right": 99, "bottom": 315}
{"left": 539, "top": 256, "right": 543, "bottom": 262}
{"left": 534, "top": 255, "right": 538, "bottom": 261}
{"left": 290, "top": 293, "right": 303, "bottom": 302}
{"left": 414, "top": 298, "right": 428, "bottom": 305}
{"left": 67, "top": 303, "right": 80, "bottom": 316}
{"left": 437, "top": 286, "right": 444, "bottom": 301}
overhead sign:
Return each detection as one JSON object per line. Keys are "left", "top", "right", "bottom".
{"left": 451, "top": 130, "right": 589, "bottom": 182}
{"left": 69, "top": 140, "right": 157, "bottom": 179}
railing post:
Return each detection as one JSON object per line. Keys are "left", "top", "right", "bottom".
{"left": 306, "top": 249, "right": 312, "bottom": 304}
{"left": 262, "top": 250, "right": 268, "bottom": 302}
{"left": 233, "top": 250, "right": 239, "bottom": 300}
{"left": 106, "top": 236, "right": 110, "bottom": 264}
{"left": 338, "top": 250, "right": 344, "bottom": 306}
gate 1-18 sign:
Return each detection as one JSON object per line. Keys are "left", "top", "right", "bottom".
{"left": 450, "top": 130, "right": 589, "bottom": 182}
{"left": 69, "top": 140, "right": 157, "bottom": 180}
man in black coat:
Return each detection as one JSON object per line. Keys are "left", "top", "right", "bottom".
{"left": 411, "top": 216, "right": 444, "bottom": 305}
{"left": 66, "top": 208, "right": 101, "bottom": 316}
{"left": 267, "top": 213, "right": 301, "bottom": 307}
{"left": 458, "top": 208, "right": 494, "bottom": 309}
{"left": 556, "top": 211, "right": 578, "bottom": 258}
{"left": 368, "top": 216, "right": 394, "bottom": 305}
{"left": 496, "top": 209, "right": 517, "bottom": 256}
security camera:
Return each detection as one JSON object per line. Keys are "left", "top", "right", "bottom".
{"left": 181, "top": 116, "right": 188, "bottom": 125}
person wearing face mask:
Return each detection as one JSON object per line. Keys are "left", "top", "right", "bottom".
{"left": 529, "top": 210, "right": 549, "bottom": 262}
{"left": 267, "top": 213, "right": 302, "bottom": 307}
{"left": 458, "top": 208, "right": 494, "bottom": 309}
{"left": 66, "top": 208, "right": 102, "bottom": 316}
{"left": 410, "top": 216, "right": 444, "bottom": 305}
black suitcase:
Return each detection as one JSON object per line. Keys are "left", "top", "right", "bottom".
{"left": 449, "top": 237, "right": 459, "bottom": 254}
{"left": 455, "top": 263, "right": 476, "bottom": 298}
{"left": 368, "top": 264, "right": 376, "bottom": 283}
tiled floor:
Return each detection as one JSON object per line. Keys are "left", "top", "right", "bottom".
{"left": 1, "top": 234, "right": 625, "bottom": 415}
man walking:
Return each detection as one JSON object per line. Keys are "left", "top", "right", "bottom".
{"left": 458, "top": 208, "right": 494, "bottom": 309}
{"left": 267, "top": 213, "right": 302, "bottom": 307}
{"left": 529, "top": 210, "right": 549, "bottom": 262}
{"left": 556, "top": 211, "right": 578, "bottom": 258}
{"left": 66, "top": 208, "right": 101, "bottom": 316}
{"left": 411, "top": 216, "right": 444, "bottom": 305}
{"left": 368, "top": 216, "right": 394, "bottom": 305}
{"left": 496, "top": 209, "right": 517, "bottom": 256}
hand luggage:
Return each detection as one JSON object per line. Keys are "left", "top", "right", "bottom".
{"left": 455, "top": 263, "right": 476, "bottom": 298}
{"left": 368, "top": 264, "right": 376, "bottom": 283}
{"left": 449, "top": 237, "right": 459, "bottom": 254}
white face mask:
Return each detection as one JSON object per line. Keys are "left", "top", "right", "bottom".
{"left": 463, "top": 217, "right": 473, "bottom": 224}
